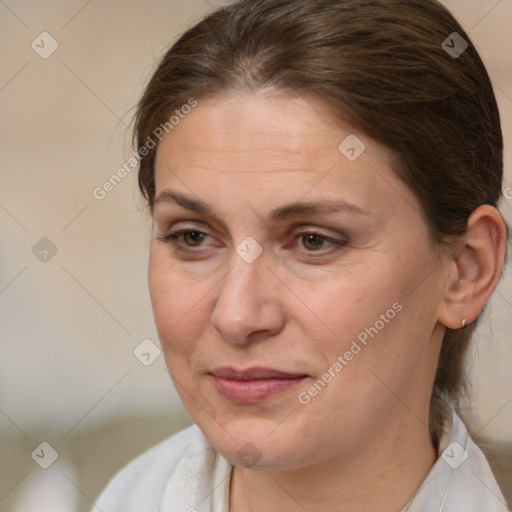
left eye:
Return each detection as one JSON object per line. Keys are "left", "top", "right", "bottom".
{"left": 294, "top": 231, "right": 341, "bottom": 252}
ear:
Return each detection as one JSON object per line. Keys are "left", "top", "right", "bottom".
{"left": 437, "top": 205, "right": 507, "bottom": 329}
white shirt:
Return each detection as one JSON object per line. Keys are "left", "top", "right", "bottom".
{"left": 94, "top": 403, "right": 510, "bottom": 511}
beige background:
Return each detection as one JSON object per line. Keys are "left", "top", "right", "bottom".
{"left": 1, "top": 0, "right": 511, "bottom": 510}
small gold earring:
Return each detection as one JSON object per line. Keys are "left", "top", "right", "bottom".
{"left": 462, "top": 318, "right": 466, "bottom": 328}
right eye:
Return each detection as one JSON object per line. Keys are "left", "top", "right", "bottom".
{"left": 157, "top": 229, "right": 212, "bottom": 251}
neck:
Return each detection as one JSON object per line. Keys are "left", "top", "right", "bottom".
{"left": 230, "top": 406, "right": 437, "bottom": 512}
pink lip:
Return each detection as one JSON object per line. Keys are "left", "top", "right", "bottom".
{"left": 211, "top": 366, "right": 308, "bottom": 404}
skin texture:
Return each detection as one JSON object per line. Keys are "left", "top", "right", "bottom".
{"left": 148, "top": 92, "right": 506, "bottom": 511}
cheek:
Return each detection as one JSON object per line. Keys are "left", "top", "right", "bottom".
{"left": 303, "top": 263, "right": 398, "bottom": 337}
{"left": 148, "top": 249, "right": 207, "bottom": 360}
{"left": 300, "top": 251, "right": 429, "bottom": 367}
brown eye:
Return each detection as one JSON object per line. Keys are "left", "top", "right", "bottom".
{"left": 183, "top": 231, "right": 205, "bottom": 246}
{"left": 301, "top": 233, "right": 327, "bottom": 251}
{"left": 158, "top": 229, "right": 211, "bottom": 252}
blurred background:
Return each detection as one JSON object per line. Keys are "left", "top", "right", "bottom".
{"left": 0, "top": 0, "right": 511, "bottom": 510}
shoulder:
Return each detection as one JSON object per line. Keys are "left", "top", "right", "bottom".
{"left": 94, "top": 424, "right": 215, "bottom": 512}
{"left": 412, "top": 403, "right": 510, "bottom": 512}
{"left": 444, "top": 430, "right": 510, "bottom": 511}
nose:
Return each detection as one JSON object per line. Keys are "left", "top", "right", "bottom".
{"left": 210, "top": 255, "right": 285, "bottom": 346}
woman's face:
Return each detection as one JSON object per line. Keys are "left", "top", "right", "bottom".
{"left": 149, "top": 92, "right": 448, "bottom": 470}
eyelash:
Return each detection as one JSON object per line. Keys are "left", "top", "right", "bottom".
{"left": 157, "top": 228, "right": 346, "bottom": 256}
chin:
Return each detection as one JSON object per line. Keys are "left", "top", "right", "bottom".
{"left": 195, "top": 413, "right": 314, "bottom": 470}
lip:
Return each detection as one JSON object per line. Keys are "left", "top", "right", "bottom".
{"left": 211, "top": 366, "right": 308, "bottom": 404}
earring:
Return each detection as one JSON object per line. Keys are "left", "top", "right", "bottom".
{"left": 462, "top": 318, "right": 466, "bottom": 328}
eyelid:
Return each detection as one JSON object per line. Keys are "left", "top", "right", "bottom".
{"left": 289, "top": 225, "right": 345, "bottom": 241}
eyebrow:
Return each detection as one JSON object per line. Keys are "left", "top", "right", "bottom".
{"left": 153, "top": 189, "right": 371, "bottom": 221}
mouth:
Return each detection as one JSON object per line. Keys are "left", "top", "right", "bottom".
{"left": 210, "top": 366, "right": 309, "bottom": 404}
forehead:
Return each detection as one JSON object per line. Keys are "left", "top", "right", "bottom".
{"left": 152, "top": 92, "right": 411, "bottom": 221}
{"left": 155, "top": 92, "right": 377, "bottom": 171}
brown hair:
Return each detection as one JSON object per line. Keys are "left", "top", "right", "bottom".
{"left": 134, "top": 0, "right": 506, "bottom": 446}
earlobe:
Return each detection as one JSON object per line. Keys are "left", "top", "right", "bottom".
{"left": 437, "top": 205, "right": 507, "bottom": 330}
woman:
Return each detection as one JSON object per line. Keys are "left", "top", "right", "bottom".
{"left": 94, "top": 0, "right": 510, "bottom": 510}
